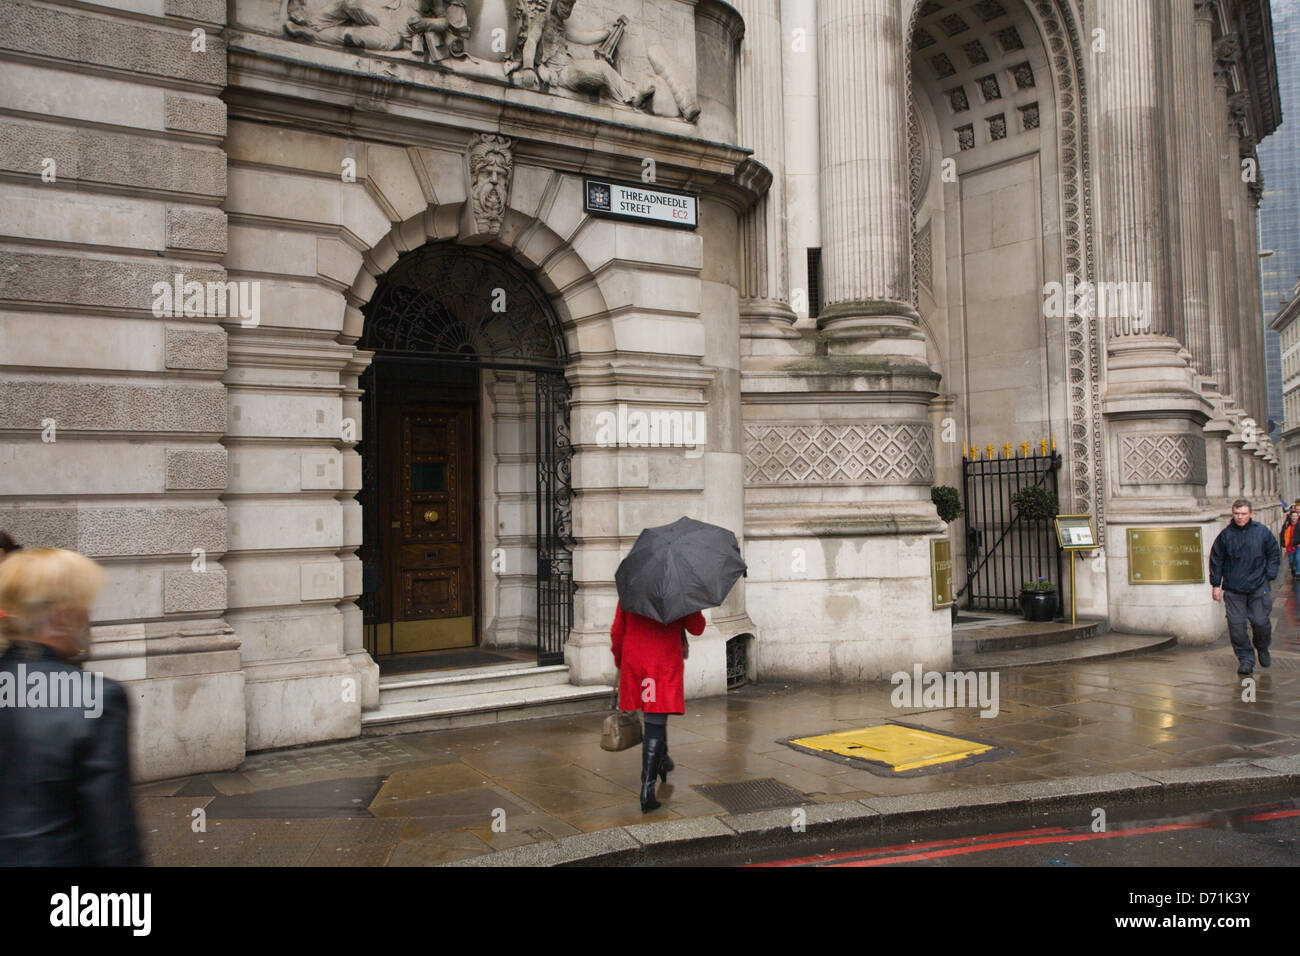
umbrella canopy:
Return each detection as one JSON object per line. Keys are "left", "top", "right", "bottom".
{"left": 614, "top": 517, "right": 747, "bottom": 625}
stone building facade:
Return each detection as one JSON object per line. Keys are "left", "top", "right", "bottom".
{"left": 0, "top": 0, "right": 1282, "bottom": 780}
{"left": 1273, "top": 279, "right": 1300, "bottom": 502}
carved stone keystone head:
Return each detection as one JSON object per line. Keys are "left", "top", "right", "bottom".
{"left": 464, "top": 133, "right": 514, "bottom": 241}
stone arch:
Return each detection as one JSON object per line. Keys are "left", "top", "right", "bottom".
{"left": 334, "top": 157, "right": 614, "bottom": 361}
{"left": 905, "top": 0, "right": 1102, "bottom": 541}
{"left": 326, "top": 146, "right": 618, "bottom": 665}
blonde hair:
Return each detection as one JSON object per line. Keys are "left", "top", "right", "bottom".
{"left": 0, "top": 548, "right": 106, "bottom": 649}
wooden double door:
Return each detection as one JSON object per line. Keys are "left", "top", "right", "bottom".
{"left": 376, "top": 390, "right": 478, "bottom": 655}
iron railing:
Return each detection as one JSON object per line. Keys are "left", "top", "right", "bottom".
{"left": 960, "top": 452, "right": 1063, "bottom": 612}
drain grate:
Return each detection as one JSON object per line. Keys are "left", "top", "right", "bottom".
{"left": 693, "top": 778, "right": 809, "bottom": 814}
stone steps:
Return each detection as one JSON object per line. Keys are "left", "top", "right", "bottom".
{"left": 953, "top": 631, "right": 1177, "bottom": 671}
{"left": 952, "top": 617, "right": 1109, "bottom": 655}
{"left": 377, "top": 661, "right": 571, "bottom": 704}
{"left": 361, "top": 663, "right": 614, "bottom": 735}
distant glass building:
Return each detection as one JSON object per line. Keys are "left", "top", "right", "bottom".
{"left": 1262, "top": 0, "right": 1300, "bottom": 439}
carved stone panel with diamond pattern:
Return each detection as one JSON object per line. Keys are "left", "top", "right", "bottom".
{"left": 744, "top": 423, "right": 934, "bottom": 486}
{"left": 1118, "top": 433, "right": 1208, "bottom": 486}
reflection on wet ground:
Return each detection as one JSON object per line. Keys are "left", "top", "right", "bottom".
{"left": 137, "top": 590, "right": 1300, "bottom": 865}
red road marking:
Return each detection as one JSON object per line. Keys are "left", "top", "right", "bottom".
{"left": 746, "top": 826, "right": 1072, "bottom": 868}
{"left": 750, "top": 806, "right": 1300, "bottom": 867}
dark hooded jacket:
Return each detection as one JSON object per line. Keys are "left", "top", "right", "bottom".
{"left": 1208, "top": 519, "right": 1280, "bottom": 594}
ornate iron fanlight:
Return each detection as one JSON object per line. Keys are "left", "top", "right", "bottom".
{"left": 361, "top": 243, "right": 567, "bottom": 367}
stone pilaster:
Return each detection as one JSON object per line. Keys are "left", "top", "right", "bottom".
{"left": 736, "top": 0, "right": 798, "bottom": 339}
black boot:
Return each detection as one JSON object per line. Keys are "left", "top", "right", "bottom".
{"left": 640, "top": 736, "right": 665, "bottom": 812}
{"left": 659, "top": 743, "right": 673, "bottom": 783}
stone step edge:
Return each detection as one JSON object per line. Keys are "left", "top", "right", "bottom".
{"left": 444, "top": 757, "right": 1300, "bottom": 867}
{"left": 362, "top": 683, "right": 615, "bottom": 726}
{"left": 952, "top": 621, "right": 1108, "bottom": 653}
{"left": 378, "top": 661, "right": 558, "bottom": 690}
{"left": 953, "top": 634, "right": 1176, "bottom": 671}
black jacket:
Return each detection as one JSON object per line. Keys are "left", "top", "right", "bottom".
{"left": 0, "top": 642, "right": 142, "bottom": 866}
{"left": 1208, "top": 519, "right": 1280, "bottom": 594}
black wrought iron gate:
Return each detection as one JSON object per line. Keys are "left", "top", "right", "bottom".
{"left": 535, "top": 371, "right": 574, "bottom": 666}
{"left": 960, "top": 452, "right": 1063, "bottom": 612}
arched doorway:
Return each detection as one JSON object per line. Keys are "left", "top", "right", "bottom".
{"left": 908, "top": 0, "right": 1093, "bottom": 607}
{"left": 357, "top": 242, "right": 573, "bottom": 667}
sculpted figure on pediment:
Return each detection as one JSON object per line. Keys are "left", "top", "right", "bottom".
{"left": 507, "top": 0, "right": 699, "bottom": 121}
{"left": 282, "top": 0, "right": 470, "bottom": 60}
{"left": 278, "top": 0, "right": 700, "bottom": 122}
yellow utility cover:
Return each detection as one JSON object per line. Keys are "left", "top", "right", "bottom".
{"left": 790, "top": 724, "right": 993, "bottom": 772}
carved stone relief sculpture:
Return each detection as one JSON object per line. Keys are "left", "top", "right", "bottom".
{"left": 279, "top": 0, "right": 700, "bottom": 122}
{"left": 465, "top": 133, "right": 514, "bottom": 240}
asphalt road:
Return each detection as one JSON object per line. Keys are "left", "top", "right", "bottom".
{"left": 724, "top": 795, "right": 1300, "bottom": 867}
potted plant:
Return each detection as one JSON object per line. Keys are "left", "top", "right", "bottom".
{"left": 931, "top": 486, "right": 963, "bottom": 623}
{"left": 1010, "top": 484, "right": 1059, "bottom": 523}
{"left": 1020, "top": 577, "right": 1058, "bottom": 621}
{"left": 931, "top": 485, "right": 963, "bottom": 524}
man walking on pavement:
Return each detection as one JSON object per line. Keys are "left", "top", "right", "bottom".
{"left": 1209, "top": 499, "right": 1279, "bottom": 676}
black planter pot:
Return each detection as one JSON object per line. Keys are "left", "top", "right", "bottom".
{"left": 1020, "top": 589, "right": 1058, "bottom": 622}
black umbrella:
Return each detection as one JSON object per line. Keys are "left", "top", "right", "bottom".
{"left": 614, "top": 517, "right": 747, "bottom": 625}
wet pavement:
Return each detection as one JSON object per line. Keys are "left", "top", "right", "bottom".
{"left": 136, "top": 583, "right": 1300, "bottom": 866}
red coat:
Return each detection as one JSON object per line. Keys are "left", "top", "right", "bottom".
{"left": 610, "top": 603, "right": 705, "bottom": 714}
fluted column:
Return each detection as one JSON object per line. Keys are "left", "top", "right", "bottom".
{"left": 815, "top": 0, "right": 921, "bottom": 349}
{"left": 1196, "top": 4, "right": 1231, "bottom": 395}
{"left": 737, "top": 0, "right": 798, "bottom": 338}
{"left": 1172, "top": 0, "right": 1211, "bottom": 375}
{"left": 1095, "top": 0, "right": 1170, "bottom": 340}
{"left": 1220, "top": 85, "right": 1245, "bottom": 408}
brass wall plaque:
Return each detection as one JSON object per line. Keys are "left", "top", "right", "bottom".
{"left": 931, "top": 538, "right": 953, "bottom": 609}
{"left": 1127, "top": 527, "right": 1204, "bottom": 585}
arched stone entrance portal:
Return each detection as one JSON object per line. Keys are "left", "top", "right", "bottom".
{"left": 357, "top": 242, "right": 573, "bottom": 667}
{"left": 906, "top": 0, "right": 1100, "bottom": 610}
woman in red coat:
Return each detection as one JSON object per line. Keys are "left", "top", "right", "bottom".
{"left": 610, "top": 602, "right": 705, "bottom": 812}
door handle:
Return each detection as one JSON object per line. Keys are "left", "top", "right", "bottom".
{"left": 423, "top": 509, "right": 440, "bottom": 524}
{"left": 391, "top": 521, "right": 401, "bottom": 529}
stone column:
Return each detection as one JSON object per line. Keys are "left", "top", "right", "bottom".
{"left": 736, "top": 0, "right": 798, "bottom": 339}
{"left": 814, "top": 0, "right": 923, "bottom": 352}
{"left": 1172, "top": 0, "right": 1212, "bottom": 375}
{"left": 782, "top": 0, "right": 821, "bottom": 331}
{"left": 1096, "top": 0, "right": 1216, "bottom": 644}
{"left": 1217, "top": 66, "right": 1244, "bottom": 410}
{"left": 1095, "top": 0, "right": 1169, "bottom": 340}
{"left": 1196, "top": 4, "right": 1231, "bottom": 401}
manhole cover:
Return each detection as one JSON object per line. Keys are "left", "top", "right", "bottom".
{"left": 693, "top": 778, "right": 809, "bottom": 814}
{"left": 781, "top": 721, "right": 1012, "bottom": 777}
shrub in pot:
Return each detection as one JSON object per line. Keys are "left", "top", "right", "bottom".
{"left": 1020, "top": 577, "right": 1058, "bottom": 622}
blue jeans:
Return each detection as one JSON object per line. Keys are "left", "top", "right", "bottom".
{"left": 1223, "top": 586, "right": 1272, "bottom": 664}
{"left": 1289, "top": 551, "right": 1299, "bottom": 576}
